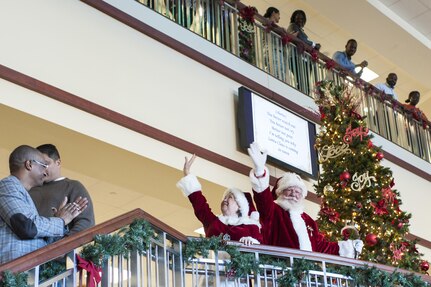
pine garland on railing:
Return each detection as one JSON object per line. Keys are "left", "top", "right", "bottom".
{"left": 1, "top": 221, "right": 429, "bottom": 286}
{"left": 80, "top": 218, "right": 156, "bottom": 267}
{"left": 0, "top": 271, "right": 27, "bottom": 287}
{"left": 238, "top": 5, "right": 257, "bottom": 64}
{"left": 184, "top": 236, "right": 430, "bottom": 286}
{"left": 184, "top": 235, "right": 260, "bottom": 278}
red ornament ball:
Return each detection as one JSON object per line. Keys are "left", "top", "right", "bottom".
{"left": 367, "top": 140, "right": 373, "bottom": 149}
{"left": 339, "top": 171, "right": 351, "bottom": 181}
{"left": 376, "top": 152, "right": 384, "bottom": 160}
{"left": 420, "top": 260, "right": 429, "bottom": 272}
{"left": 356, "top": 202, "right": 363, "bottom": 209}
{"left": 365, "top": 233, "right": 378, "bottom": 246}
{"left": 397, "top": 222, "right": 404, "bottom": 229}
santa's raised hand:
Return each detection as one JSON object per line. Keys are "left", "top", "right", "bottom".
{"left": 247, "top": 142, "right": 267, "bottom": 177}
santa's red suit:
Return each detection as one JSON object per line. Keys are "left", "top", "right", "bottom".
{"left": 253, "top": 184, "right": 339, "bottom": 254}
{"left": 177, "top": 174, "right": 262, "bottom": 244}
{"left": 250, "top": 168, "right": 345, "bottom": 255}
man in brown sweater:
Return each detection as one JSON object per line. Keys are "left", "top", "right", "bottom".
{"left": 29, "top": 144, "right": 95, "bottom": 241}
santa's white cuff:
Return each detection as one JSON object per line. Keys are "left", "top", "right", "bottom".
{"left": 176, "top": 174, "right": 201, "bottom": 197}
{"left": 249, "top": 167, "right": 270, "bottom": 193}
{"left": 338, "top": 240, "right": 355, "bottom": 258}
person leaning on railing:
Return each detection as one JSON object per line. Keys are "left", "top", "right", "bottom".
{"left": 333, "top": 39, "right": 368, "bottom": 77}
{"left": 176, "top": 154, "right": 262, "bottom": 245}
{"left": 247, "top": 142, "right": 363, "bottom": 258}
{"left": 374, "top": 73, "right": 398, "bottom": 101}
{"left": 0, "top": 145, "right": 88, "bottom": 265}
{"left": 402, "top": 91, "right": 429, "bottom": 124}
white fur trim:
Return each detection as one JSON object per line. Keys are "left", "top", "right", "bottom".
{"left": 176, "top": 174, "right": 201, "bottom": 197}
{"left": 338, "top": 240, "right": 355, "bottom": 258}
{"left": 222, "top": 188, "right": 249, "bottom": 218}
{"left": 276, "top": 172, "right": 307, "bottom": 198}
{"left": 218, "top": 214, "right": 261, "bottom": 228}
{"left": 289, "top": 210, "right": 312, "bottom": 251}
{"left": 250, "top": 211, "right": 259, "bottom": 221}
{"left": 249, "top": 167, "right": 270, "bottom": 193}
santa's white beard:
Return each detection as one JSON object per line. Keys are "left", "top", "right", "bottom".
{"left": 275, "top": 197, "right": 304, "bottom": 213}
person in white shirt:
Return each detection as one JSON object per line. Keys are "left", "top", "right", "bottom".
{"left": 375, "top": 73, "right": 398, "bottom": 101}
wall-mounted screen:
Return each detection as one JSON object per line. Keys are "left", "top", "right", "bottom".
{"left": 238, "top": 86, "right": 319, "bottom": 179}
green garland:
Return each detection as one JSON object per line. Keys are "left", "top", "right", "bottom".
{"left": 1, "top": 223, "right": 429, "bottom": 286}
{"left": 184, "top": 236, "right": 430, "bottom": 286}
{"left": 80, "top": 219, "right": 156, "bottom": 267}
{"left": 0, "top": 271, "right": 27, "bottom": 287}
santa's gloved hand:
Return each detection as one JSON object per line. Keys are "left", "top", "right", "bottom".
{"left": 338, "top": 239, "right": 359, "bottom": 259}
{"left": 353, "top": 239, "right": 364, "bottom": 254}
{"left": 247, "top": 142, "right": 267, "bottom": 177}
{"left": 239, "top": 236, "right": 260, "bottom": 246}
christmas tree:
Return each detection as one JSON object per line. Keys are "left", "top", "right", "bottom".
{"left": 313, "top": 81, "right": 428, "bottom": 273}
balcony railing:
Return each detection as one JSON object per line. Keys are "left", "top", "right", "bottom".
{"left": 1, "top": 209, "right": 430, "bottom": 286}
{"left": 135, "top": 0, "right": 431, "bottom": 163}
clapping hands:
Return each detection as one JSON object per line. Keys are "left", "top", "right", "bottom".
{"left": 53, "top": 196, "right": 88, "bottom": 225}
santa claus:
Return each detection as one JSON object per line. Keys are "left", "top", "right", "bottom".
{"left": 177, "top": 154, "right": 262, "bottom": 245}
{"left": 247, "top": 142, "right": 362, "bottom": 258}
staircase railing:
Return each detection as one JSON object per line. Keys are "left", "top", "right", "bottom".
{"left": 1, "top": 208, "right": 430, "bottom": 286}
{"left": 132, "top": 0, "right": 431, "bottom": 163}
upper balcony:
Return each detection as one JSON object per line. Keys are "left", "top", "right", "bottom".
{"left": 128, "top": 0, "right": 431, "bottom": 163}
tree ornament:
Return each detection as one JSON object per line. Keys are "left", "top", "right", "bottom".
{"left": 351, "top": 171, "right": 376, "bottom": 191}
{"left": 367, "top": 139, "right": 373, "bottom": 149}
{"left": 397, "top": 222, "right": 404, "bottom": 229}
{"left": 420, "top": 260, "right": 430, "bottom": 272}
{"left": 323, "top": 184, "right": 334, "bottom": 195}
{"left": 365, "top": 233, "right": 378, "bottom": 246}
{"left": 339, "top": 171, "right": 351, "bottom": 181}
{"left": 343, "top": 125, "right": 369, "bottom": 144}
{"left": 376, "top": 152, "right": 384, "bottom": 160}
{"left": 356, "top": 202, "right": 362, "bottom": 209}
{"left": 318, "top": 143, "right": 351, "bottom": 163}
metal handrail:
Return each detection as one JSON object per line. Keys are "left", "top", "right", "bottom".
{"left": 2, "top": 209, "right": 429, "bottom": 286}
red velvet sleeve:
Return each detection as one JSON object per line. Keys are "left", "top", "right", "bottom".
{"left": 253, "top": 187, "right": 275, "bottom": 222}
{"left": 188, "top": 191, "right": 218, "bottom": 229}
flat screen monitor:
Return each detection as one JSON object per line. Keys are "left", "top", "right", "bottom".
{"left": 238, "top": 86, "right": 319, "bottom": 179}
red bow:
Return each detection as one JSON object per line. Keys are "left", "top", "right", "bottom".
{"left": 76, "top": 254, "right": 102, "bottom": 287}
{"left": 325, "top": 59, "right": 336, "bottom": 70}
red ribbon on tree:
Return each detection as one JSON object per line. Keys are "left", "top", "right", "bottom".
{"left": 76, "top": 254, "right": 102, "bottom": 287}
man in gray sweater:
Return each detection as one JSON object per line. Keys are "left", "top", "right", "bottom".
{"left": 29, "top": 144, "right": 95, "bottom": 240}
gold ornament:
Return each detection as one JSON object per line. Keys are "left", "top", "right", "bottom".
{"left": 351, "top": 171, "right": 376, "bottom": 191}
{"left": 318, "top": 143, "right": 351, "bottom": 163}
{"left": 323, "top": 184, "right": 334, "bottom": 195}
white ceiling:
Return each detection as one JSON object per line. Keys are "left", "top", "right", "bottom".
{"left": 250, "top": 0, "right": 431, "bottom": 115}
